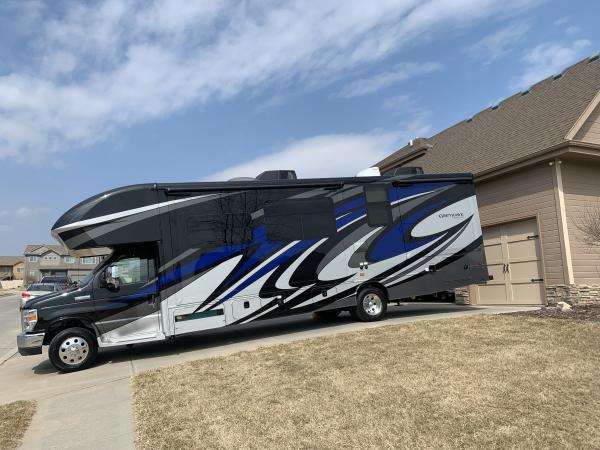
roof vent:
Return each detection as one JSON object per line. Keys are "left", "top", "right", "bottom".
{"left": 256, "top": 170, "right": 297, "bottom": 181}
{"left": 491, "top": 103, "right": 499, "bottom": 110}
{"left": 356, "top": 167, "right": 381, "bottom": 177}
{"left": 589, "top": 52, "right": 600, "bottom": 63}
{"left": 466, "top": 117, "right": 473, "bottom": 123}
{"left": 520, "top": 88, "right": 531, "bottom": 96}
{"left": 552, "top": 72, "right": 563, "bottom": 80}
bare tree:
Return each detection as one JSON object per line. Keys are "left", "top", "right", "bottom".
{"left": 575, "top": 203, "right": 600, "bottom": 248}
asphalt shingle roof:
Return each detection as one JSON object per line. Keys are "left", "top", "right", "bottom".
{"left": 377, "top": 56, "right": 600, "bottom": 175}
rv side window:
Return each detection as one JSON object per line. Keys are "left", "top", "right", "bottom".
{"left": 265, "top": 197, "right": 336, "bottom": 241}
{"left": 186, "top": 213, "right": 252, "bottom": 248}
{"left": 364, "top": 185, "right": 392, "bottom": 227}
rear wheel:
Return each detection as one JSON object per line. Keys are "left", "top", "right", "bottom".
{"left": 313, "top": 309, "right": 342, "bottom": 321}
{"left": 352, "top": 287, "right": 387, "bottom": 322}
{"left": 48, "top": 327, "right": 98, "bottom": 373}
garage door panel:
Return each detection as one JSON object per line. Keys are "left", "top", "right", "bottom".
{"left": 508, "top": 260, "right": 542, "bottom": 281}
{"left": 476, "top": 218, "right": 544, "bottom": 305}
{"left": 486, "top": 263, "right": 505, "bottom": 283}
{"left": 511, "top": 283, "right": 544, "bottom": 305}
{"left": 504, "top": 218, "right": 538, "bottom": 241}
{"left": 477, "top": 284, "right": 508, "bottom": 305}
{"left": 484, "top": 243, "right": 503, "bottom": 263}
{"left": 507, "top": 239, "right": 540, "bottom": 261}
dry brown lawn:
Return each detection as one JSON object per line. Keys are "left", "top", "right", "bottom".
{"left": 0, "top": 400, "right": 36, "bottom": 450}
{"left": 133, "top": 315, "right": 600, "bottom": 449}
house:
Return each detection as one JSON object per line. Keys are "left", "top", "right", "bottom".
{"left": 23, "top": 244, "right": 110, "bottom": 285}
{"left": 376, "top": 55, "right": 600, "bottom": 305}
{"left": 0, "top": 256, "right": 25, "bottom": 280}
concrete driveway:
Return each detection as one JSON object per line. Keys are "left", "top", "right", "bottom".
{"left": 0, "top": 299, "right": 539, "bottom": 449}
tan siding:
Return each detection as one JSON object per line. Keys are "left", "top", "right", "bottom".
{"left": 575, "top": 104, "right": 600, "bottom": 144}
{"left": 476, "top": 163, "right": 564, "bottom": 286}
{"left": 562, "top": 160, "right": 600, "bottom": 284}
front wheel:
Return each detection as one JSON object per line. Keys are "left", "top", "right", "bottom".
{"left": 351, "top": 287, "right": 388, "bottom": 322}
{"left": 48, "top": 327, "right": 98, "bottom": 373}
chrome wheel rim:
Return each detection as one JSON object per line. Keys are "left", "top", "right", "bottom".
{"left": 59, "top": 336, "right": 89, "bottom": 366}
{"left": 363, "top": 293, "right": 383, "bottom": 316}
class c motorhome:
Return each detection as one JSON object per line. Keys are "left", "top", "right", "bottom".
{"left": 18, "top": 169, "right": 488, "bottom": 372}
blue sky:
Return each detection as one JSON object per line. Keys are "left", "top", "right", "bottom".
{"left": 0, "top": 0, "right": 599, "bottom": 255}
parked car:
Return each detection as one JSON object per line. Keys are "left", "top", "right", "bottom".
{"left": 21, "top": 283, "right": 63, "bottom": 306}
{"left": 40, "top": 276, "right": 75, "bottom": 289}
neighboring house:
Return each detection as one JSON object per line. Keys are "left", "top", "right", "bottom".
{"left": 23, "top": 244, "right": 110, "bottom": 285}
{"left": 376, "top": 55, "right": 600, "bottom": 306}
{"left": 0, "top": 257, "right": 25, "bottom": 280}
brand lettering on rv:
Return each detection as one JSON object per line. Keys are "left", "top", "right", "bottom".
{"left": 438, "top": 212, "right": 464, "bottom": 219}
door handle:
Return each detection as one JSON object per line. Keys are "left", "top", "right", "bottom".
{"left": 74, "top": 295, "right": 91, "bottom": 301}
{"left": 531, "top": 278, "right": 543, "bottom": 282}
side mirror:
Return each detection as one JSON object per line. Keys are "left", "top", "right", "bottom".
{"left": 102, "top": 266, "right": 121, "bottom": 291}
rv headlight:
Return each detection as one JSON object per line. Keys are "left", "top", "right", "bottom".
{"left": 22, "top": 309, "right": 38, "bottom": 332}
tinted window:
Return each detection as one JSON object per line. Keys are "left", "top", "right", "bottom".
{"left": 105, "top": 256, "right": 155, "bottom": 286}
{"left": 28, "top": 284, "right": 54, "bottom": 291}
{"left": 265, "top": 197, "right": 336, "bottom": 241}
{"left": 186, "top": 213, "right": 252, "bottom": 248}
{"left": 364, "top": 184, "right": 392, "bottom": 227}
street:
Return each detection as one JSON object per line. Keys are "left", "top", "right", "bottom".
{"left": 0, "top": 294, "right": 20, "bottom": 362}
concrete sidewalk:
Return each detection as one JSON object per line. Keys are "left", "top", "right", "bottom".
{"left": 0, "top": 303, "right": 539, "bottom": 449}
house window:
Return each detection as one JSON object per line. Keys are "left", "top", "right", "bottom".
{"left": 28, "top": 256, "right": 38, "bottom": 262}
{"left": 16, "top": 267, "right": 23, "bottom": 273}
{"left": 364, "top": 184, "right": 392, "bottom": 227}
{"left": 264, "top": 197, "right": 336, "bottom": 241}
{"left": 80, "top": 257, "right": 98, "bottom": 265}
{"left": 64, "top": 256, "right": 75, "bottom": 264}
{"left": 43, "top": 254, "right": 58, "bottom": 261}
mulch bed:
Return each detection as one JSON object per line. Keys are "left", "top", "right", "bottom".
{"left": 508, "top": 304, "right": 600, "bottom": 322}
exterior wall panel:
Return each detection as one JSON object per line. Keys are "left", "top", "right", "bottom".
{"left": 575, "top": 105, "right": 600, "bottom": 145}
{"left": 562, "top": 160, "right": 600, "bottom": 284}
{"left": 475, "top": 163, "right": 564, "bottom": 287}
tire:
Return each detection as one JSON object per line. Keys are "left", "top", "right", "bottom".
{"left": 352, "top": 287, "right": 388, "bottom": 322}
{"left": 313, "top": 309, "right": 342, "bottom": 321}
{"left": 48, "top": 327, "right": 98, "bottom": 373}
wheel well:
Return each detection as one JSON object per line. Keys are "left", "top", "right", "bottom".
{"left": 43, "top": 319, "right": 98, "bottom": 345}
{"left": 356, "top": 282, "right": 389, "bottom": 301}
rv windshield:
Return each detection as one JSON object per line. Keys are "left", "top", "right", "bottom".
{"left": 77, "top": 250, "right": 114, "bottom": 287}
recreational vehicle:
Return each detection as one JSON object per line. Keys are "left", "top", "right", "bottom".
{"left": 18, "top": 170, "right": 489, "bottom": 372}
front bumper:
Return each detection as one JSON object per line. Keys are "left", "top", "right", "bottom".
{"left": 17, "top": 332, "right": 45, "bottom": 356}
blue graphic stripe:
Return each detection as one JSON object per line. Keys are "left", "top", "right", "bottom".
{"left": 335, "top": 197, "right": 365, "bottom": 215}
{"left": 212, "top": 239, "right": 317, "bottom": 307}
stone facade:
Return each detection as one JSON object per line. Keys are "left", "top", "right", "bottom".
{"left": 454, "top": 287, "right": 470, "bottom": 305}
{"left": 545, "top": 284, "right": 600, "bottom": 305}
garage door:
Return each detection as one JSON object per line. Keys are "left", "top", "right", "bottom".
{"left": 476, "top": 218, "right": 544, "bottom": 305}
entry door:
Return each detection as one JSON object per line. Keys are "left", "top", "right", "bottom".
{"left": 93, "top": 247, "right": 161, "bottom": 343}
{"left": 476, "top": 218, "right": 544, "bottom": 305}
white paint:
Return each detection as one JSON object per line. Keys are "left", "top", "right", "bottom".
{"left": 275, "top": 238, "right": 328, "bottom": 290}
{"left": 411, "top": 196, "right": 477, "bottom": 238}
{"left": 318, "top": 228, "right": 380, "bottom": 281}
{"left": 166, "top": 255, "right": 243, "bottom": 307}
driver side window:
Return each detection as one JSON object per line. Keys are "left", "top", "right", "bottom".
{"left": 104, "top": 256, "right": 155, "bottom": 287}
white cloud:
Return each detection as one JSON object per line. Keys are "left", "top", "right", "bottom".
{"left": 207, "top": 122, "right": 431, "bottom": 181}
{"left": 467, "top": 22, "right": 530, "bottom": 64}
{"left": 511, "top": 39, "right": 591, "bottom": 91}
{"left": 339, "top": 62, "right": 442, "bottom": 98}
{"left": 565, "top": 26, "right": 580, "bottom": 36}
{"left": 0, "top": 0, "right": 540, "bottom": 162}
